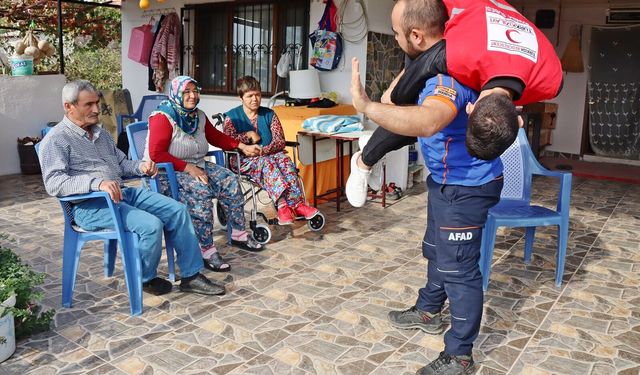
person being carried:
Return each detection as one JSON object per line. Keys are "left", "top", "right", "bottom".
{"left": 346, "top": 0, "right": 562, "bottom": 208}
{"left": 349, "top": 1, "right": 522, "bottom": 373}
{"left": 146, "top": 76, "right": 264, "bottom": 273}
{"left": 223, "top": 76, "right": 320, "bottom": 225}
{"left": 39, "top": 79, "right": 224, "bottom": 297}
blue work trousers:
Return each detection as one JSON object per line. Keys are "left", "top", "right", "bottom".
{"left": 72, "top": 187, "right": 203, "bottom": 282}
{"left": 416, "top": 175, "right": 502, "bottom": 356}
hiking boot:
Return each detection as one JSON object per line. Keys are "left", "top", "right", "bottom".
{"left": 346, "top": 151, "right": 370, "bottom": 208}
{"left": 387, "top": 306, "right": 444, "bottom": 334}
{"left": 294, "top": 203, "right": 319, "bottom": 219}
{"left": 417, "top": 351, "right": 475, "bottom": 375}
{"left": 277, "top": 206, "right": 294, "bottom": 225}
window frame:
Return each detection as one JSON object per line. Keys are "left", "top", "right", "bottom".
{"left": 183, "top": 0, "right": 309, "bottom": 96}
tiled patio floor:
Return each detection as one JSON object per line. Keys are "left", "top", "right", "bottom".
{"left": 0, "top": 174, "right": 639, "bottom": 374}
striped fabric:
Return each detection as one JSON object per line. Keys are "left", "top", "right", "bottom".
{"left": 38, "top": 117, "right": 142, "bottom": 197}
{"left": 302, "top": 115, "right": 363, "bottom": 134}
{"left": 150, "top": 13, "right": 181, "bottom": 72}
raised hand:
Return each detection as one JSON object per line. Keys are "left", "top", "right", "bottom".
{"left": 350, "top": 57, "right": 372, "bottom": 113}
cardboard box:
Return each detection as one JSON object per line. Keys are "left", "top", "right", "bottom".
{"left": 527, "top": 127, "right": 553, "bottom": 149}
{"left": 540, "top": 129, "right": 553, "bottom": 147}
{"left": 523, "top": 102, "right": 558, "bottom": 114}
{"left": 540, "top": 113, "right": 556, "bottom": 129}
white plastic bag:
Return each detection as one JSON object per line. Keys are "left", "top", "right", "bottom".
{"left": 276, "top": 49, "right": 293, "bottom": 78}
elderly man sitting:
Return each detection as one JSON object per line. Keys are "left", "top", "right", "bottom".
{"left": 38, "top": 79, "right": 223, "bottom": 297}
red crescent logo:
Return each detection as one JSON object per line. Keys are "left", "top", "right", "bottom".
{"left": 506, "top": 29, "right": 521, "bottom": 43}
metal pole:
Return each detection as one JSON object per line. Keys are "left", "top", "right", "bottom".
{"left": 57, "top": 0, "right": 65, "bottom": 74}
{"left": 61, "top": 0, "right": 120, "bottom": 8}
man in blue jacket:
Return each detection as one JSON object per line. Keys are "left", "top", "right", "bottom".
{"left": 349, "top": 2, "right": 518, "bottom": 372}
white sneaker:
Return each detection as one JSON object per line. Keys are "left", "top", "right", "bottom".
{"left": 368, "top": 160, "right": 383, "bottom": 191}
{"left": 356, "top": 134, "right": 383, "bottom": 191}
{"left": 346, "top": 151, "right": 370, "bottom": 208}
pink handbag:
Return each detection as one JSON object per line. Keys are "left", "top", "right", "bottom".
{"left": 127, "top": 24, "right": 154, "bottom": 66}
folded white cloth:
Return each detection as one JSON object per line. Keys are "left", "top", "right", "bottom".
{"left": 302, "top": 115, "right": 363, "bottom": 134}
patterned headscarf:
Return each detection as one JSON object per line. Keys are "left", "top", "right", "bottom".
{"left": 155, "top": 76, "right": 202, "bottom": 135}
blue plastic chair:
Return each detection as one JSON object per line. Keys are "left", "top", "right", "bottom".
{"left": 479, "top": 128, "right": 572, "bottom": 291}
{"left": 58, "top": 193, "right": 145, "bottom": 315}
{"left": 35, "top": 143, "right": 145, "bottom": 316}
{"left": 117, "top": 94, "right": 168, "bottom": 136}
{"left": 126, "top": 121, "right": 232, "bottom": 245}
{"left": 41, "top": 125, "right": 54, "bottom": 138}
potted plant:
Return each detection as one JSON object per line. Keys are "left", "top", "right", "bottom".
{"left": 0, "top": 234, "right": 54, "bottom": 363}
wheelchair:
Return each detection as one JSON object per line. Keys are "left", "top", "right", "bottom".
{"left": 211, "top": 113, "right": 325, "bottom": 245}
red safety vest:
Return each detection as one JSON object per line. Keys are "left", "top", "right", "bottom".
{"left": 443, "top": 0, "right": 563, "bottom": 105}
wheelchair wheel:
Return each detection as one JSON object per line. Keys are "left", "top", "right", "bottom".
{"left": 252, "top": 224, "right": 272, "bottom": 244}
{"left": 216, "top": 201, "right": 228, "bottom": 229}
{"left": 307, "top": 212, "right": 325, "bottom": 231}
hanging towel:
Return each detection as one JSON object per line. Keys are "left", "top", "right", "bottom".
{"left": 302, "top": 115, "right": 363, "bottom": 134}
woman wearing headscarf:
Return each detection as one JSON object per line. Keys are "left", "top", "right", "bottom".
{"left": 145, "top": 76, "right": 263, "bottom": 273}
{"left": 223, "top": 76, "right": 319, "bottom": 225}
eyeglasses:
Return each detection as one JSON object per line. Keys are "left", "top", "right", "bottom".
{"left": 183, "top": 89, "right": 200, "bottom": 96}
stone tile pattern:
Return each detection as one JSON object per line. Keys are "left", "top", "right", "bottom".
{"left": 0, "top": 174, "right": 639, "bottom": 375}
{"left": 365, "top": 31, "right": 404, "bottom": 103}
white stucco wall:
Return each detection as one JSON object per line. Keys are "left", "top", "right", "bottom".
{"left": 365, "top": 0, "right": 395, "bottom": 35}
{"left": 0, "top": 74, "right": 66, "bottom": 176}
{"left": 120, "top": 0, "right": 391, "bottom": 116}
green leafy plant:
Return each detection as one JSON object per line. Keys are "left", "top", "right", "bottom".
{"left": 64, "top": 47, "right": 122, "bottom": 90}
{"left": 0, "top": 234, "right": 54, "bottom": 340}
{"left": 0, "top": 0, "right": 122, "bottom": 90}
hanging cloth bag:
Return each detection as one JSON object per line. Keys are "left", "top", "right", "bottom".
{"left": 128, "top": 22, "right": 154, "bottom": 66}
{"left": 309, "top": 0, "right": 343, "bottom": 71}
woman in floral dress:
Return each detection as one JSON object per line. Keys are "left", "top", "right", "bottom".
{"left": 223, "top": 76, "right": 319, "bottom": 225}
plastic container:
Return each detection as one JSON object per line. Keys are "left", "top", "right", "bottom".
{"left": 10, "top": 56, "right": 33, "bottom": 76}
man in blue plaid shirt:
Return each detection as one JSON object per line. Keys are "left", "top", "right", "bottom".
{"left": 39, "top": 80, "right": 224, "bottom": 297}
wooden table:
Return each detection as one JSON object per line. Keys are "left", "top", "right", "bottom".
{"left": 297, "top": 130, "right": 366, "bottom": 211}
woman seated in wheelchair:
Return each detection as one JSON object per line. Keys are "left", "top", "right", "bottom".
{"left": 223, "top": 75, "right": 321, "bottom": 225}
{"left": 145, "top": 75, "right": 264, "bottom": 273}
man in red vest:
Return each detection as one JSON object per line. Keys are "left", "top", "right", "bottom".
{"left": 444, "top": 0, "right": 562, "bottom": 105}
{"left": 346, "top": 0, "right": 563, "bottom": 208}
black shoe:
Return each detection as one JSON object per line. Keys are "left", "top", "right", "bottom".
{"left": 417, "top": 351, "right": 475, "bottom": 375}
{"left": 179, "top": 273, "right": 225, "bottom": 295}
{"left": 387, "top": 306, "right": 444, "bottom": 334}
{"left": 142, "top": 277, "right": 173, "bottom": 295}
{"left": 203, "top": 252, "right": 231, "bottom": 272}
